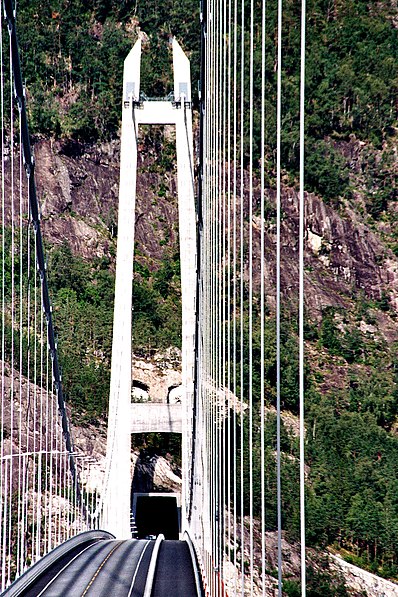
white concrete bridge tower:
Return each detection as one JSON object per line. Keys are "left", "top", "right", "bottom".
{"left": 102, "top": 38, "right": 196, "bottom": 538}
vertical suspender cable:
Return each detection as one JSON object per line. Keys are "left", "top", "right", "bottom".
{"left": 49, "top": 370, "right": 54, "bottom": 551}
{"left": 37, "top": 358, "right": 42, "bottom": 560}
{"left": 26, "top": 163, "right": 34, "bottom": 568}
{"left": 18, "top": 116, "right": 24, "bottom": 576}
{"left": 190, "top": 0, "right": 206, "bottom": 527}
{"left": 67, "top": 464, "right": 71, "bottom": 539}
{"left": 16, "top": 118, "right": 22, "bottom": 578}
{"left": 211, "top": 58, "right": 215, "bottom": 587}
{"left": 239, "top": 0, "right": 245, "bottom": 591}
{"left": 214, "top": 2, "right": 217, "bottom": 588}
{"left": 203, "top": 0, "right": 208, "bottom": 575}
{"left": 203, "top": 2, "right": 209, "bottom": 574}
{"left": 232, "top": 0, "right": 238, "bottom": 589}
{"left": 27, "top": 178, "right": 33, "bottom": 562}
{"left": 8, "top": 25, "right": 15, "bottom": 585}
{"left": 61, "top": 447, "right": 64, "bottom": 540}
{"left": 223, "top": 0, "right": 228, "bottom": 585}
{"left": 260, "top": 0, "right": 266, "bottom": 592}
{"left": 299, "top": 0, "right": 307, "bottom": 594}
{"left": 55, "top": 393, "right": 61, "bottom": 542}
{"left": 55, "top": 406, "right": 60, "bottom": 545}
{"left": 226, "top": 0, "right": 233, "bottom": 589}
{"left": 64, "top": 440, "right": 69, "bottom": 537}
{"left": 210, "top": 0, "right": 215, "bottom": 585}
{"left": 220, "top": 0, "right": 224, "bottom": 583}
{"left": 38, "top": 228, "right": 41, "bottom": 554}
{"left": 224, "top": 0, "right": 230, "bottom": 587}
{"left": 2, "top": 461, "right": 8, "bottom": 590}
{"left": 249, "top": 0, "right": 254, "bottom": 592}
{"left": 44, "top": 242, "right": 49, "bottom": 553}
{"left": 3, "top": 0, "right": 84, "bottom": 537}
{"left": 35, "top": 224, "right": 40, "bottom": 555}
{"left": 276, "top": 0, "right": 283, "bottom": 594}
{"left": 216, "top": 0, "right": 221, "bottom": 580}
{"left": 194, "top": 0, "right": 205, "bottom": 541}
{"left": 210, "top": 0, "right": 216, "bottom": 586}
{"left": 217, "top": 0, "right": 222, "bottom": 580}
{"left": 209, "top": 46, "right": 213, "bottom": 589}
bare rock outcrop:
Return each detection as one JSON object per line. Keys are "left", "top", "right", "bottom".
{"left": 34, "top": 135, "right": 179, "bottom": 269}
{"left": 132, "top": 348, "right": 182, "bottom": 403}
{"left": 131, "top": 451, "right": 181, "bottom": 494}
{"left": 330, "top": 554, "right": 398, "bottom": 596}
{"left": 28, "top": 133, "right": 398, "bottom": 342}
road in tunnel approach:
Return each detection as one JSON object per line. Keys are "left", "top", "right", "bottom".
{"left": 151, "top": 540, "right": 199, "bottom": 597}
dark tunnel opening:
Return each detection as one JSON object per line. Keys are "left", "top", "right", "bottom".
{"left": 135, "top": 495, "right": 180, "bottom": 540}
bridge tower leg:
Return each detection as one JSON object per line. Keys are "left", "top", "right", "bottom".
{"left": 172, "top": 39, "right": 197, "bottom": 534}
{"left": 102, "top": 40, "right": 141, "bottom": 539}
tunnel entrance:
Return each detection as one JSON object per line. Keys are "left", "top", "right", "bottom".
{"left": 134, "top": 494, "right": 180, "bottom": 539}
{"left": 132, "top": 380, "right": 150, "bottom": 402}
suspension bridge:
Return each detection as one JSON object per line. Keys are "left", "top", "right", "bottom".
{"left": 0, "top": 0, "right": 390, "bottom": 595}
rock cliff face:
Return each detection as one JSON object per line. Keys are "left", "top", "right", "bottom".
{"left": 33, "top": 134, "right": 398, "bottom": 336}
{"left": 35, "top": 139, "right": 120, "bottom": 259}
{"left": 330, "top": 554, "right": 398, "bottom": 597}
{"left": 131, "top": 348, "right": 182, "bottom": 403}
{"left": 34, "top": 130, "right": 179, "bottom": 268}
{"left": 131, "top": 451, "right": 182, "bottom": 493}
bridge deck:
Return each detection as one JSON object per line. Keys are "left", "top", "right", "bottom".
{"left": 151, "top": 540, "right": 198, "bottom": 597}
{"left": 13, "top": 540, "right": 153, "bottom": 597}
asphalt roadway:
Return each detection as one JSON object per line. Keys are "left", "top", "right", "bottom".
{"left": 34, "top": 539, "right": 153, "bottom": 597}
{"left": 151, "top": 540, "right": 197, "bottom": 597}
{"left": 18, "top": 539, "right": 199, "bottom": 597}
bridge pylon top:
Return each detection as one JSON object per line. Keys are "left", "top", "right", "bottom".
{"left": 123, "top": 38, "right": 141, "bottom": 104}
{"left": 122, "top": 37, "right": 192, "bottom": 124}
